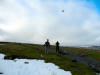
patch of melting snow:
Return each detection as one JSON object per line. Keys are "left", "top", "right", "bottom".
{"left": 0, "top": 54, "right": 72, "bottom": 75}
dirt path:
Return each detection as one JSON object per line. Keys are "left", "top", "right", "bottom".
{"left": 40, "top": 46, "right": 100, "bottom": 73}
{"left": 59, "top": 49, "right": 100, "bottom": 73}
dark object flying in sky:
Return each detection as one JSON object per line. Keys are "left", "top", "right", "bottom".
{"left": 62, "top": 10, "right": 64, "bottom": 12}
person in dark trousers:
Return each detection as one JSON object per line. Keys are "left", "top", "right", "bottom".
{"left": 56, "top": 41, "right": 60, "bottom": 53}
{"left": 44, "top": 39, "right": 50, "bottom": 54}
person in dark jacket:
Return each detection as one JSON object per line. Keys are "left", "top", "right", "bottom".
{"left": 44, "top": 39, "right": 50, "bottom": 54}
{"left": 56, "top": 41, "right": 60, "bottom": 53}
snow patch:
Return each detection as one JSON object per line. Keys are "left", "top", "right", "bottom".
{"left": 0, "top": 54, "right": 72, "bottom": 75}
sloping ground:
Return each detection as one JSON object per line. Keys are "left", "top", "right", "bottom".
{"left": 0, "top": 42, "right": 97, "bottom": 75}
{"left": 64, "top": 47, "right": 100, "bottom": 61}
{"left": 62, "top": 47, "right": 100, "bottom": 73}
{"left": 51, "top": 46, "right": 100, "bottom": 73}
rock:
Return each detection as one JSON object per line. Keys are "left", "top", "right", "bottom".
{"left": 0, "top": 72, "right": 3, "bottom": 74}
{"left": 72, "top": 59, "right": 77, "bottom": 62}
{"left": 40, "top": 54, "right": 43, "bottom": 57}
{"left": 24, "top": 62, "right": 29, "bottom": 64}
{"left": 13, "top": 59, "right": 17, "bottom": 62}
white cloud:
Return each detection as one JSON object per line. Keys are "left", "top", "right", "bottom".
{"left": 0, "top": 36, "right": 5, "bottom": 41}
{"left": 0, "top": 0, "right": 100, "bottom": 46}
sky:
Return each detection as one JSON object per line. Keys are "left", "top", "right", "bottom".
{"left": 86, "top": 0, "right": 100, "bottom": 13}
{"left": 0, "top": 0, "right": 100, "bottom": 46}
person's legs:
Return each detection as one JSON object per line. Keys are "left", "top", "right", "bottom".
{"left": 45, "top": 46, "right": 47, "bottom": 54}
{"left": 56, "top": 46, "right": 59, "bottom": 53}
{"left": 58, "top": 47, "right": 59, "bottom": 53}
{"left": 47, "top": 47, "right": 49, "bottom": 54}
{"left": 56, "top": 47, "right": 57, "bottom": 53}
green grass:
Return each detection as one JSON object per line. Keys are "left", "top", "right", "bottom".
{"left": 0, "top": 42, "right": 97, "bottom": 75}
{"left": 63, "top": 47, "right": 100, "bottom": 60}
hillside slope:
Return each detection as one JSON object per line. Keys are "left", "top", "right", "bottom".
{"left": 0, "top": 42, "right": 99, "bottom": 75}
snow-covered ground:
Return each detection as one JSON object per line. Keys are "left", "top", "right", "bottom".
{"left": 0, "top": 54, "right": 72, "bottom": 75}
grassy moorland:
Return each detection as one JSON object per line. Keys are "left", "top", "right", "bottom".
{"left": 63, "top": 47, "right": 100, "bottom": 61}
{"left": 0, "top": 42, "right": 98, "bottom": 75}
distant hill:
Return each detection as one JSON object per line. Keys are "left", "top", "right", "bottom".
{"left": 79, "top": 45, "right": 100, "bottom": 50}
{"left": 88, "top": 46, "right": 100, "bottom": 50}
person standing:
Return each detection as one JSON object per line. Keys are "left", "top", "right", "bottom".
{"left": 44, "top": 39, "right": 50, "bottom": 54}
{"left": 56, "top": 41, "right": 60, "bottom": 53}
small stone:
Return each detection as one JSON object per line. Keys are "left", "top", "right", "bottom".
{"left": 24, "top": 62, "right": 29, "bottom": 64}
{"left": 0, "top": 72, "right": 3, "bottom": 74}
{"left": 41, "top": 54, "right": 43, "bottom": 57}
{"left": 72, "top": 60, "right": 77, "bottom": 62}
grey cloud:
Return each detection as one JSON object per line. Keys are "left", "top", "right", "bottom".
{"left": 0, "top": 0, "right": 100, "bottom": 46}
